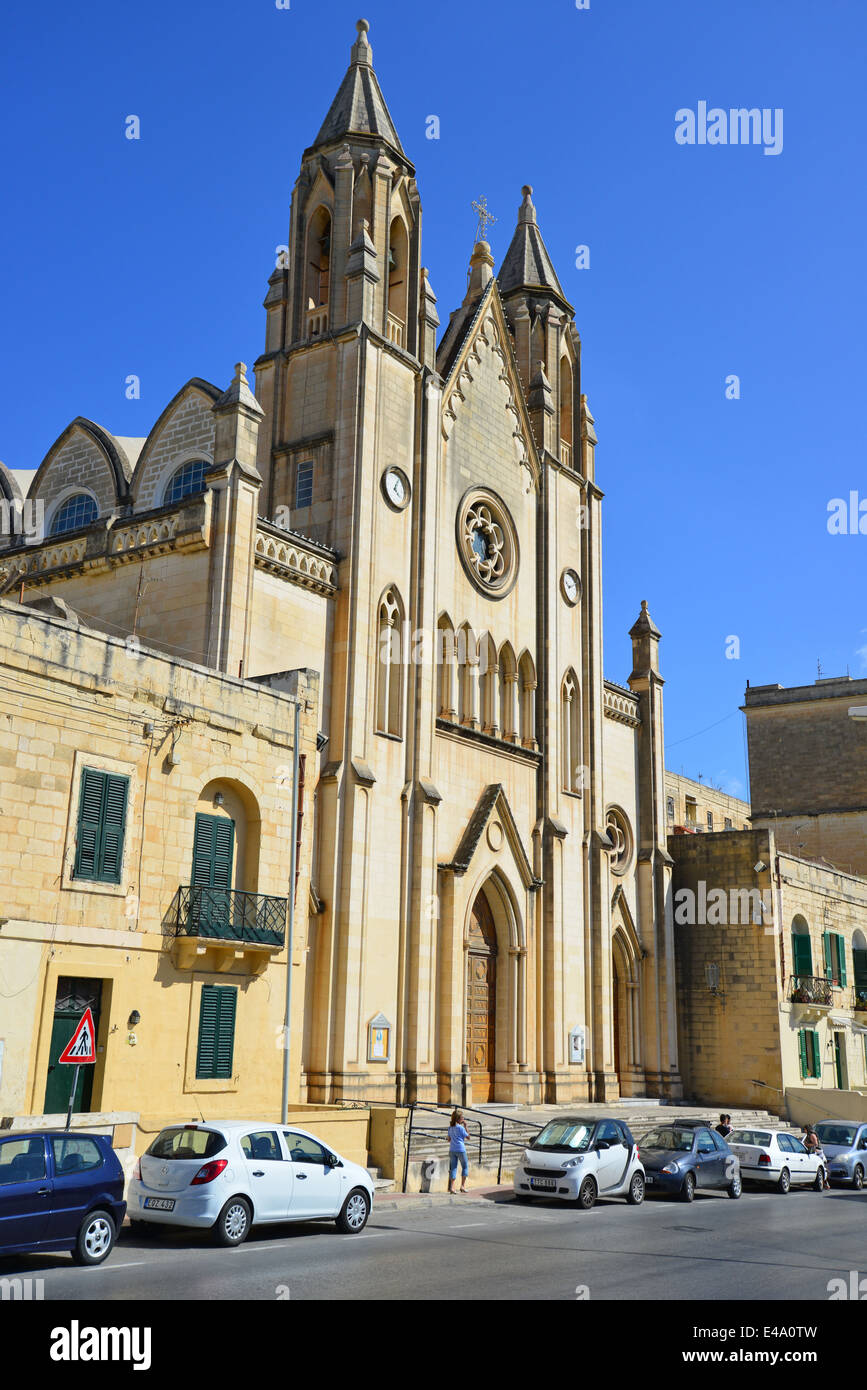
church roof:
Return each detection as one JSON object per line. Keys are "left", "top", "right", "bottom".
{"left": 309, "top": 19, "right": 406, "bottom": 160}
{"left": 497, "top": 186, "right": 571, "bottom": 308}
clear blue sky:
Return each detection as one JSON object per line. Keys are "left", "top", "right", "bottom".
{"left": 1, "top": 0, "right": 864, "bottom": 798}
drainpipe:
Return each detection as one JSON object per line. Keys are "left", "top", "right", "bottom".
{"left": 281, "top": 696, "right": 301, "bottom": 1124}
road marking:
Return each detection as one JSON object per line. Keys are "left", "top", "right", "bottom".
{"left": 100, "top": 1262, "right": 147, "bottom": 1271}
{"left": 448, "top": 1221, "right": 487, "bottom": 1228}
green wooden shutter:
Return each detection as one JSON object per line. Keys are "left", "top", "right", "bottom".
{"left": 811, "top": 1030, "right": 821, "bottom": 1078}
{"left": 99, "top": 774, "right": 128, "bottom": 883}
{"left": 853, "top": 949, "right": 867, "bottom": 994}
{"left": 836, "top": 934, "right": 848, "bottom": 987}
{"left": 823, "top": 932, "right": 834, "bottom": 982}
{"left": 196, "top": 985, "right": 236, "bottom": 1079}
{"left": 74, "top": 768, "right": 129, "bottom": 883}
{"left": 192, "top": 813, "right": 235, "bottom": 889}
{"left": 792, "top": 932, "right": 812, "bottom": 977}
{"left": 798, "top": 1030, "right": 809, "bottom": 1080}
{"left": 74, "top": 768, "right": 104, "bottom": 880}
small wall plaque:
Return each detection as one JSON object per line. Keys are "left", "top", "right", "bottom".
{"left": 569, "top": 1024, "right": 586, "bottom": 1065}
{"left": 367, "top": 1012, "right": 391, "bottom": 1063}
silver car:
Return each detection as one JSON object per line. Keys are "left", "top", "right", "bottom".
{"left": 814, "top": 1121, "right": 867, "bottom": 1189}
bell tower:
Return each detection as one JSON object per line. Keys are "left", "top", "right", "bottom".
{"left": 254, "top": 19, "right": 430, "bottom": 530}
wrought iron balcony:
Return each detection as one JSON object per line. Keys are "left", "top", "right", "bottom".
{"left": 171, "top": 886, "right": 286, "bottom": 949}
{"left": 789, "top": 974, "right": 833, "bottom": 1007}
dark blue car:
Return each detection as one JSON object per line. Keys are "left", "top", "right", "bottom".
{"left": 640, "top": 1121, "right": 742, "bottom": 1201}
{"left": 0, "top": 1131, "right": 126, "bottom": 1265}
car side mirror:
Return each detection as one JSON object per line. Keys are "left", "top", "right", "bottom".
{"left": 595, "top": 1140, "right": 610, "bottom": 1151}
{"left": 327, "top": 1153, "right": 341, "bottom": 1168}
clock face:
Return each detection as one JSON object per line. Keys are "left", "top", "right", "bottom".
{"left": 383, "top": 468, "right": 409, "bottom": 510}
{"left": 561, "top": 568, "right": 581, "bottom": 605}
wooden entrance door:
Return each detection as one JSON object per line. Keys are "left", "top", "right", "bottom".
{"left": 466, "top": 891, "right": 497, "bottom": 1103}
{"left": 44, "top": 977, "right": 102, "bottom": 1114}
{"left": 612, "top": 959, "right": 622, "bottom": 1082}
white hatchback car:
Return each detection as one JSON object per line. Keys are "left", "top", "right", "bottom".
{"left": 727, "top": 1127, "right": 827, "bottom": 1193}
{"left": 513, "top": 1116, "right": 645, "bottom": 1210}
{"left": 127, "top": 1121, "right": 375, "bottom": 1245}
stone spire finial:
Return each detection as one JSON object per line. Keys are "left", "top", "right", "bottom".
{"left": 518, "top": 185, "right": 537, "bottom": 226}
{"left": 351, "top": 17, "right": 372, "bottom": 66}
{"left": 462, "top": 238, "right": 495, "bottom": 305}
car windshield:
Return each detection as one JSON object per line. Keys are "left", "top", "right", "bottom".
{"left": 729, "top": 1130, "right": 772, "bottom": 1146}
{"left": 146, "top": 1127, "right": 227, "bottom": 1160}
{"left": 531, "top": 1120, "right": 595, "bottom": 1152}
{"left": 640, "top": 1127, "right": 695, "bottom": 1152}
{"left": 815, "top": 1123, "right": 857, "bottom": 1147}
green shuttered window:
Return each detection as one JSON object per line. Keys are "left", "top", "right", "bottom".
{"left": 798, "top": 1029, "right": 821, "bottom": 1080}
{"left": 791, "top": 931, "right": 812, "bottom": 977}
{"left": 74, "top": 768, "right": 129, "bottom": 883}
{"left": 196, "top": 985, "right": 237, "bottom": 1079}
{"left": 822, "top": 931, "right": 848, "bottom": 986}
{"left": 192, "top": 813, "right": 235, "bottom": 890}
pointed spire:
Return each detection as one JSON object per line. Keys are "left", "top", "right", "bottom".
{"left": 497, "top": 185, "right": 571, "bottom": 307}
{"left": 308, "top": 18, "right": 407, "bottom": 161}
{"left": 629, "top": 600, "right": 662, "bottom": 640}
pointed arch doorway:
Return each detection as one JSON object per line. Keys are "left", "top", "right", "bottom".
{"left": 466, "top": 889, "right": 498, "bottom": 1102}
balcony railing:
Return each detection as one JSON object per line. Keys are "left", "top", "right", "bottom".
{"left": 171, "top": 885, "right": 287, "bottom": 948}
{"left": 789, "top": 974, "right": 833, "bottom": 1007}
{"left": 306, "top": 306, "right": 329, "bottom": 340}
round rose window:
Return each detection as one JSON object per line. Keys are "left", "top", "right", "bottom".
{"left": 457, "top": 490, "right": 518, "bottom": 597}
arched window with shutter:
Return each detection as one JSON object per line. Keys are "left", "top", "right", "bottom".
{"left": 375, "top": 587, "right": 404, "bottom": 737}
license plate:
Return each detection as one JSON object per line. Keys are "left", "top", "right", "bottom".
{"left": 529, "top": 1177, "right": 556, "bottom": 1190}
{"left": 144, "top": 1197, "right": 176, "bottom": 1211}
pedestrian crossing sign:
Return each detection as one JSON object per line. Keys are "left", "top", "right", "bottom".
{"left": 57, "top": 1008, "right": 97, "bottom": 1065}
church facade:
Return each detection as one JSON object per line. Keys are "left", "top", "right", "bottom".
{"left": 0, "top": 20, "right": 681, "bottom": 1107}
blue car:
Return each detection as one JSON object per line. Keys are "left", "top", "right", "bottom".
{"left": 640, "top": 1121, "right": 742, "bottom": 1201}
{"left": 0, "top": 1131, "right": 126, "bottom": 1265}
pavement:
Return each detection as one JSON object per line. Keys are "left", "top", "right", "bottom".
{"left": 5, "top": 1180, "right": 866, "bottom": 1302}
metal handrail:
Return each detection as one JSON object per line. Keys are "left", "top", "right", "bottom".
{"left": 402, "top": 1101, "right": 541, "bottom": 1191}
{"left": 171, "top": 884, "right": 287, "bottom": 947}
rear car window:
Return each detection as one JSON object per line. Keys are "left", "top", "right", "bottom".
{"left": 146, "top": 1127, "right": 227, "bottom": 1160}
{"left": 0, "top": 1136, "right": 46, "bottom": 1184}
{"left": 730, "top": 1130, "right": 771, "bottom": 1146}
{"left": 51, "top": 1136, "right": 103, "bottom": 1174}
{"left": 815, "top": 1123, "right": 857, "bottom": 1147}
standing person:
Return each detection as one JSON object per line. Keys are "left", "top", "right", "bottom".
{"left": 715, "top": 1114, "right": 733, "bottom": 1138}
{"left": 803, "top": 1124, "right": 831, "bottom": 1188}
{"left": 447, "top": 1108, "right": 469, "bottom": 1194}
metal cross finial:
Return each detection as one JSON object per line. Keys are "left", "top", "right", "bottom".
{"left": 471, "top": 195, "right": 496, "bottom": 244}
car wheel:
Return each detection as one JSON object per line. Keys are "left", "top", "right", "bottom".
{"left": 728, "top": 1174, "right": 742, "bottom": 1199}
{"left": 336, "top": 1188, "right": 371, "bottom": 1233}
{"left": 73, "top": 1209, "right": 116, "bottom": 1266}
{"left": 680, "top": 1172, "right": 696, "bottom": 1203}
{"left": 626, "top": 1171, "right": 645, "bottom": 1205}
{"left": 777, "top": 1167, "right": 791, "bottom": 1194}
{"left": 813, "top": 1166, "right": 826, "bottom": 1192}
{"left": 853, "top": 1164, "right": 864, "bottom": 1190}
{"left": 577, "top": 1176, "right": 597, "bottom": 1211}
{"left": 213, "top": 1196, "right": 251, "bottom": 1246}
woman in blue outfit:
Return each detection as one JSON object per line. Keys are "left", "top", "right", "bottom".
{"left": 447, "top": 1108, "right": 469, "bottom": 1193}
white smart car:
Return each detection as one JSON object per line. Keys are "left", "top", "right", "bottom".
{"left": 513, "top": 1116, "right": 645, "bottom": 1210}
{"left": 127, "top": 1121, "right": 375, "bottom": 1244}
{"left": 727, "top": 1127, "right": 827, "bottom": 1193}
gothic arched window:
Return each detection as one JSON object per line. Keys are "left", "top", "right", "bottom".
{"left": 375, "top": 587, "right": 404, "bottom": 737}
{"left": 387, "top": 217, "right": 409, "bottom": 345}
{"left": 437, "top": 614, "right": 457, "bottom": 720}
{"left": 559, "top": 356, "right": 574, "bottom": 468}
{"left": 163, "top": 459, "right": 207, "bottom": 506}
{"left": 561, "top": 668, "right": 582, "bottom": 793}
{"left": 49, "top": 493, "right": 99, "bottom": 536}
{"left": 480, "top": 633, "right": 499, "bottom": 738}
{"left": 306, "top": 206, "right": 332, "bottom": 310}
{"left": 518, "top": 651, "right": 537, "bottom": 749}
{"left": 499, "top": 643, "right": 517, "bottom": 743}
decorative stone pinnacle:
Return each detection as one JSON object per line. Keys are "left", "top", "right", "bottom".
{"left": 518, "top": 185, "right": 537, "bottom": 225}
{"left": 235, "top": 362, "right": 248, "bottom": 383}
{"left": 352, "top": 16, "right": 372, "bottom": 65}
